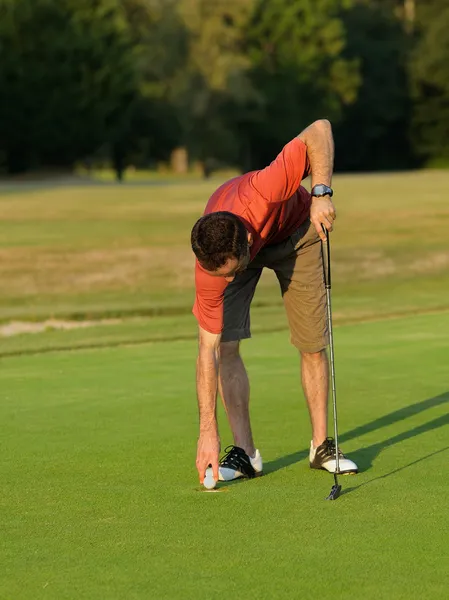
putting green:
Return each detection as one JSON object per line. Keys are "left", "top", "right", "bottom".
{"left": 1, "top": 311, "right": 448, "bottom": 599}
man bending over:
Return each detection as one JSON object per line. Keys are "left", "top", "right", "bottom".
{"left": 191, "top": 120, "right": 358, "bottom": 484}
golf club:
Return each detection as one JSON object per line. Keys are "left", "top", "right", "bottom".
{"left": 321, "top": 226, "right": 342, "bottom": 501}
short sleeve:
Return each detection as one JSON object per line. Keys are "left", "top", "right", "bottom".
{"left": 249, "top": 137, "right": 310, "bottom": 203}
{"left": 192, "top": 261, "right": 228, "bottom": 334}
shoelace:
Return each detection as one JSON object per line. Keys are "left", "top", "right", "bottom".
{"left": 323, "top": 437, "right": 345, "bottom": 458}
{"left": 220, "top": 445, "right": 244, "bottom": 468}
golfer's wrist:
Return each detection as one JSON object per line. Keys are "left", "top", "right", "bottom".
{"left": 199, "top": 422, "right": 219, "bottom": 436}
{"left": 311, "top": 194, "right": 332, "bottom": 200}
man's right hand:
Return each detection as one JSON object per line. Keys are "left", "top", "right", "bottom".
{"left": 196, "top": 429, "right": 220, "bottom": 484}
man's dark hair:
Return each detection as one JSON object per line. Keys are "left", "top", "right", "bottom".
{"left": 191, "top": 211, "right": 248, "bottom": 271}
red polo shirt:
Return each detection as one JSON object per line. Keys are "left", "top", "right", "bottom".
{"left": 193, "top": 136, "right": 311, "bottom": 334}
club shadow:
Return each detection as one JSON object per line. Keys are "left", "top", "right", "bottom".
{"left": 340, "top": 445, "right": 449, "bottom": 496}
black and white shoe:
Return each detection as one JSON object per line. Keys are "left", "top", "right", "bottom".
{"left": 218, "top": 445, "right": 263, "bottom": 481}
{"left": 309, "top": 437, "right": 358, "bottom": 474}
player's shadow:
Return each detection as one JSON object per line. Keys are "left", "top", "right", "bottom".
{"left": 263, "top": 391, "right": 449, "bottom": 477}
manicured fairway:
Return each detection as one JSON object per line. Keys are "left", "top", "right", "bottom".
{"left": 1, "top": 311, "right": 448, "bottom": 599}
{"left": 1, "top": 172, "right": 449, "bottom": 598}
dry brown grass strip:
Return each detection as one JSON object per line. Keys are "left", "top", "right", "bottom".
{"left": 0, "top": 246, "right": 195, "bottom": 297}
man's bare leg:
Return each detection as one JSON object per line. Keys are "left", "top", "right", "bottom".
{"left": 218, "top": 341, "right": 256, "bottom": 457}
{"left": 300, "top": 349, "right": 329, "bottom": 447}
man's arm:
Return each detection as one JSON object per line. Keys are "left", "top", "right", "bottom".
{"left": 249, "top": 119, "right": 335, "bottom": 223}
{"left": 298, "top": 119, "right": 334, "bottom": 188}
{"left": 195, "top": 326, "right": 221, "bottom": 484}
{"left": 298, "top": 119, "right": 336, "bottom": 242}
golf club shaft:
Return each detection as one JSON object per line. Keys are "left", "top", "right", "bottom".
{"left": 322, "top": 228, "right": 340, "bottom": 475}
{"left": 325, "top": 287, "right": 340, "bottom": 475}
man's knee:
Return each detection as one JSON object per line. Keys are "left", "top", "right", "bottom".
{"left": 300, "top": 348, "right": 327, "bottom": 363}
{"left": 219, "top": 340, "right": 240, "bottom": 363}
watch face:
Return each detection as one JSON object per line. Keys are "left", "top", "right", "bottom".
{"left": 313, "top": 185, "right": 333, "bottom": 197}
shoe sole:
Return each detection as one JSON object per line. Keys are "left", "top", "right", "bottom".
{"left": 310, "top": 464, "right": 358, "bottom": 475}
{"left": 218, "top": 471, "right": 263, "bottom": 482}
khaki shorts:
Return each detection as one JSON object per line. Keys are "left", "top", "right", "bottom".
{"left": 222, "top": 218, "right": 328, "bottom": 352}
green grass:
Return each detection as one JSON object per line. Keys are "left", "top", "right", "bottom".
{"left": 1, "top": 172, "right": 449, "bottom": 597}
{"left": 1, "top": 170, "right": 449, "bottom": 326}
{"left": 1, "top": 312, "right": 448, "bottom": 599}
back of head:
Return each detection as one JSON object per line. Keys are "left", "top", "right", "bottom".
{"left": 191, "top": 211, "right": 247, "bottom": 271}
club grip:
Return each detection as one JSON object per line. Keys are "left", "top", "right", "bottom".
{"left": 321, "top": 225, "right": 331, "bottom": 289}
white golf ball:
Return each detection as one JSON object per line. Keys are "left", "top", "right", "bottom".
{"left": 203, "top": 468, "right": 216, "bottom": 490}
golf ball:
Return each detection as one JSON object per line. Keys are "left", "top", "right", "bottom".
{"left": 203, "top": 468, "right": 216, "bottom": 490}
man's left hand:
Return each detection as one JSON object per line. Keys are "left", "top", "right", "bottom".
{"left": 310, "top": 196, "right": 336, "bottom": 242}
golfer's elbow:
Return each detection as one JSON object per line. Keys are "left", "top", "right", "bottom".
{"left": 198, "top": 326, "right": 221, "bottom": 352}
{"left": 313, "top": 119, "right": 332, "bottom": 135}
{"left": 299, "top": 119, "right": 332, "bottom": 146}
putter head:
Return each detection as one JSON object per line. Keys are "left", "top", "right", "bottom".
{"left": 325, "top": 484, "right": 342, "bottom": 501}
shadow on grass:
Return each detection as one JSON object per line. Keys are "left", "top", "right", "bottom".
{"left": 263, "top": 391, "right": 449, "bottom": 477}
{"left": 340, "top": 445, "right": 449, "bottom": 497}
{"left": 345, "top": 412, "right": 449, "bottom": 472}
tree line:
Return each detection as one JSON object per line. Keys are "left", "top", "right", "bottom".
{"left": 0, "top": 0, "right": 447, "bottom": 177}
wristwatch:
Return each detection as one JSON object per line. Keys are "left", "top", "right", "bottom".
{"left": 311, "top": 184, "right": 333, "bottom": 198}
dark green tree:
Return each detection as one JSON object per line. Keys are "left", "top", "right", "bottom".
{"left": 239, "top": 0, "right": 360, "bottom": 170}
{"left": 0, "top": 0, "right": 138, "bottom": 173}
{"left": 173, "top": 0, "right": 258, "bottom": 170}
{"left": 334, "top": 0, "right": 414, "bottom": 171}
{"left": 410, "top": 0, "right": 449, "bottom": 163}
{"left": 111, "top": 0, "right": 188, "bottom": 177}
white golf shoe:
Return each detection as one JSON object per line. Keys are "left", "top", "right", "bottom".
{"left": 309, "top": 437, "right": 358, "bottom": 474}
{"left": 218, "top": 445, "right": 263, "bottom": 481}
